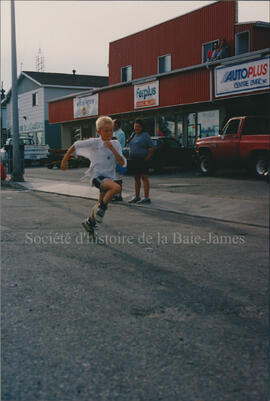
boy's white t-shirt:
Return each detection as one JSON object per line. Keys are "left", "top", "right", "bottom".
{"left": 74, "top": 137, "right": 126, "bottom": 182}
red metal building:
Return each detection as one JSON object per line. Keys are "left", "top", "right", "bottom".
{"left": 49, "top": 0, "right": 270, "bottom": 149}
{"left": 108, "top": 0, "right": 236, "bottom": 84}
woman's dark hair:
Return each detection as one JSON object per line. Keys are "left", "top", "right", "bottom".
{"left": 134, "top": 118, "right": 144, "bottom": 129}
{"left": 114, "top": 119, "right": 121, "bottom": 127}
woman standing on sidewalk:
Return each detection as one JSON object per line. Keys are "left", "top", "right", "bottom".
{"left": 127, "top": 118, "right": 154, "bottom": 204}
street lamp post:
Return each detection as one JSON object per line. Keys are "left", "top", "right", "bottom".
{"left": 10, "top": 0, "right": 24, "bottom": 181}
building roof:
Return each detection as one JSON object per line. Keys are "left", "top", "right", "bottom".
{"left": 1, "top": 71, "right": 109, "bottom": 105}
{"left": 235, "top": 21, "right": 270, "bottom": 28}
{"left": 22, "top": 71, "right": 108, "bottom": 88}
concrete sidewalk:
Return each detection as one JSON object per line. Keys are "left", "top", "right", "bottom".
{"left": 3, "top": 176, "right": 268, "bottom": 228}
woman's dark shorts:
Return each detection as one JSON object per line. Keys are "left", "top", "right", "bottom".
{"left": 128, "top": 158, "right": 149, "bottom": 175}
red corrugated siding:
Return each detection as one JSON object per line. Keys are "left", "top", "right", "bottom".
{"left": 99, "top": 86, "right": 133, "bottom": 115}
{"left": 49, "top": 68, "right": 210, "bottom": 123}
{"left": 160, "top": 69, "right": 210, "bottom": 106}
{"left": 49, "top": 98, "right": 74, "bottom": 123}
{"left": 101, "top": 68, "right": 210, "bottom": 115}
{"left": 235, "top": 23, "right": 255, "bottom": 33}
{"left": 109, "top": 1, "right": 235, "bottom": 84}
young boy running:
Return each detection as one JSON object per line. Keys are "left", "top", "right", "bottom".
{"left": 61, "top": 116, "right": 126, "bottom": 236}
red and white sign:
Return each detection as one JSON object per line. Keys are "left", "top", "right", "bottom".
{"left": 134, "top": 81, "right": 159, "bottom": 109}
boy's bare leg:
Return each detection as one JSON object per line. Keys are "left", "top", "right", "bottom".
{"left": 101, "top": 179, "right": 121, "bottom": 204}
{"left": 115, "top": 180, "right": 122, "bottom": 196}
{"left": 91, "top": 180, "right": 121, "bottom": 223}
{"left": 82, "top": 194, "right": 104, "bottom": 236}
{"left": 90, "top": 193, "right": 104, "bottom": 221}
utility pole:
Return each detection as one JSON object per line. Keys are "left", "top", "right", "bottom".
{"left": 10, "top": 0, "right": 24, "bottom": 181}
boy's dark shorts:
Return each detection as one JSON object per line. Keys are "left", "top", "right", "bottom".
{"left": 92, "top": 176, "right": 109, "bottom": 193}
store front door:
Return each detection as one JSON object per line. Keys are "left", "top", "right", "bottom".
{"left": 187, "top": 124, "right": 202, "bottom": 148}
{"left": 143, "top": 117, "right": 156, "bottom": 136}
{"left": 186, "top": 113, "right": 197, "bottom": 148}
{"left": 186, "top": 110, "right": 219, "bottom": 148}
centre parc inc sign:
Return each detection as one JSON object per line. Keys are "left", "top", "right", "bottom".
{"left": 73, "top": 94, "right": 98, "bottom": 118}
{"left": 215, "top": 56, "right": 270, "bottom": 97}
{"left": 134, "top": 81, "right": 159, "bottom": 109}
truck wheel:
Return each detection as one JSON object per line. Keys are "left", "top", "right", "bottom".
{"left": 253, "top": 154, "right": 269, "bottom": 178}
{"left": 199, "top": 155, "right": 215, "bottom": 176}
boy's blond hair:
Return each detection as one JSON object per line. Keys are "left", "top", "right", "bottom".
{"left": 96, "top": 116, "right": 113, "bottom": 131}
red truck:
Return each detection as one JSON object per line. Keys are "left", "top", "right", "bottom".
{"left": 195, "top": 116, "right": 270, "bottom": 177}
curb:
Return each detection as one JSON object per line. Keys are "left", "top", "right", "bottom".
{"left": 1, "top": 180, "right": 26, "bottom": 190}
{"left": 5, "top": 180, "right": 268, "bottom": 230}
{"left": 125, "top": 202, "right": 268, "bottom": 229}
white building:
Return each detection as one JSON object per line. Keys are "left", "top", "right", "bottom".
{"left": 1, "top": 71, "right": 108, "bottom": 148}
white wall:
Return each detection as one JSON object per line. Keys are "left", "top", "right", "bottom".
{"left": 6, "top": 102, "right": 12, "bottom": 132}
{"left": 6, "top": 87, "right": 45, "bottom": 138}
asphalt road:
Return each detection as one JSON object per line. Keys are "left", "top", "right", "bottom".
{"left": 2, "top": 185, "right": 268, "bottom": 401}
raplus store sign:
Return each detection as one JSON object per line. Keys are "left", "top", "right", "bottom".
{"left": 215, "top": 56, "right": 270, "bottom": 97}
{"left": 134, "top": 81, "right": 159, "bottom": 109}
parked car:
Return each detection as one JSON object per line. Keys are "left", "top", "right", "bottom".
{"left": 124, "top": 136, "right": 195, "bottom": 173}
{"left": 0, "top": 137, "right": 49, "bottom": 167}
{"left": 45, "top": 148, "right": 90, "bottom": 169}
{"left": 195, "top": 116, "right": 270, "bottom": 177}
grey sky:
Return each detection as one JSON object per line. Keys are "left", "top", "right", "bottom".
{"left": 1, "top": 1, "right": 269, "bottom": 91}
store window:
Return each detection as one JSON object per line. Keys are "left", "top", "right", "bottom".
{"left": 186, "top": 113, "right": 197, "bottom": 148}
{"left": 143, "top": 117, "right": 156, "bottom": 136}
{"left": 71, "top": 127, "right": 82, "bottom": 143}
{"left": 158, "top": 54, "right": 171, "bottom": 73}
{"left": 121, "top": 118, "right": 156, "bottom": 139}
{"left": 202, "top": 40, "right": 219, "bottom": 62}
{"left": 157, "top": 115, "right": 175, "bottom": 137}
{"left": 122, "top": 120, "right": 135, "bottom": 141}
{"left": 177, "top": 115, "right": 183, "bottom": 146}
{"left": 121, "top": 65, "right": 132, "bottom": 82}
{"left": 32, "top": 93, "right": 38, "bottom": 107}
{"left": 235, "top": 31, "right": 250, "bottom": 55}
{"left": 197, "top": 110, "right": 219, "bottom": 138}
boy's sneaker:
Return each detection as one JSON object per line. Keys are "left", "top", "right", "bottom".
{"left": 82, "top": 218, "right": 96, "bottom": 237}
{"left": 128, "top": 196, "right": 141, "bottom": 203}
{"left": 137, "top": 197, "right": 151, "bottom": 204}
{"left": 93, "top": 203, "right": 107, "bottom": 223}
{"left": 111, "top": 194, "right": 123, "bottom": 202}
